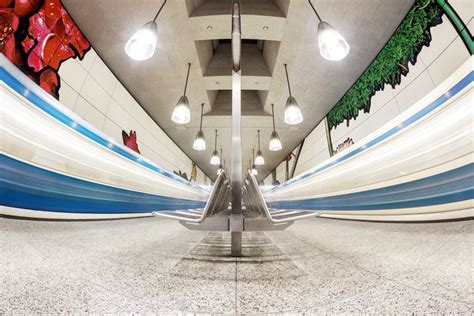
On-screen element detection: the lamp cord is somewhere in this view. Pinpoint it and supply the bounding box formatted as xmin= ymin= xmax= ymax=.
xmin=214 ymin=130 xmax=217 ymax=150
xmin=308 ymin=0 xmax=322 ymax=22
xmin=199 ymin=103 xmax=204 ymax=131
xmin=271 ymin=104 xmax=276 ymax=131
xmin=153 ymin=0 xmax=167 ymax=21
xmin=284 ymin=64 xmax=292 ymax=97
xmin=183 ymin=63 xmax=191 ymax=96
xmin=257 ymin=130 xmax=261 ymax=150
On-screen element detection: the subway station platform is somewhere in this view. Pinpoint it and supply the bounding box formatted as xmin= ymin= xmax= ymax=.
xmin=1 ymin=0 xmax=473 ymax=314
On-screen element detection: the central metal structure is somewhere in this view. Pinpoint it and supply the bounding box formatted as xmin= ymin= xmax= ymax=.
xmin=154 ymin=0 xmax=316 ymax=256
xmin=230 ymin=0 xmax=243 ymax=256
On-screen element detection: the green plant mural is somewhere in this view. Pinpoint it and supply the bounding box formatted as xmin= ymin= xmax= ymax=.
xmin=327 ymin=0 xmax=444 ymax=130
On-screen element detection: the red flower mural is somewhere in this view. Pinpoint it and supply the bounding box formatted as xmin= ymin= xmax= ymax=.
xmin=122 ymin=130 xmax=141 ymax=154
xmin=0 ymin=5 xmax=21 ymax=66
xmin=0 ymin=0 xmax=90 ymax=98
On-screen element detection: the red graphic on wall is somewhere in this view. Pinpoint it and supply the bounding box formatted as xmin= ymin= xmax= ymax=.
xmin=122 ymin=130 xmax=140 ymax=154
xmin=0 ymin=0 xmax=90 ymax=98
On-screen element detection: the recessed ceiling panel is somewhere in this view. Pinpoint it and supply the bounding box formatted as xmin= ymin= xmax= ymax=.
xmin=62 ymin=0 xmax=414 ymax=180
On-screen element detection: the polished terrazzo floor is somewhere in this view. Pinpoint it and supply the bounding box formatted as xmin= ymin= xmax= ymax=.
xmin=0 ymin=216 xmax=472 ymax=314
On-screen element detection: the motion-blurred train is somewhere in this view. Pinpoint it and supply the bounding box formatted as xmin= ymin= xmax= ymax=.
xmin=1 ymin=55 xmax=473 ymax=222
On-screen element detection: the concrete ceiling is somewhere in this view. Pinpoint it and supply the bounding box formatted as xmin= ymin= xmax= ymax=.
xmin=62 ymin=0 xmax=413 ymax=181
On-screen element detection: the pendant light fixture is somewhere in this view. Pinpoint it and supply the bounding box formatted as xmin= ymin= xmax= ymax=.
xmin=308 ymin=0 xmax=350 ymax=61
xmin=269 ymin=104 xmax=282 ymax=151
xmin=210 ymin=130 xmax=220 ymax=165
xmin=193 ymin=103 xmax=206 ymax=150
xmin=217 ymin=148 xmax=224 ymax=175
xmin=171 ymin=63 xmax=192 ymax=124
xmin=251 ymin=149 xmax=258 ymax=175
xmin=283 ymin=64 xmax=303 ymax=125
xmin=124 ymin=0 xmax=167 ymax=61
xmin=255 ymin=130 xmax=265 ymax=165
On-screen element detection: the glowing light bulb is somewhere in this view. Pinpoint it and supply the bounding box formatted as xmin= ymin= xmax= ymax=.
xmin=255 ymin=150 xmax=265 ymax=165
xmin=317 ymin=22 xmax=350 ymax=61
xmin=171 ymin=96 xmax=191 ymax=124
xmin=251 ymin=165 xmax=258 ymax=175
xmin=125 ymin=21 xmax=158 ymax=61
xmin=269 ymin=131 xmax=282 ymax=151
xmin=193 ymin=130 xmax=206 ymax=151
xmin=210 ymin=150 xmax=220 ymax=165
xmin=284 ymin=96 xmax=303 ymax=125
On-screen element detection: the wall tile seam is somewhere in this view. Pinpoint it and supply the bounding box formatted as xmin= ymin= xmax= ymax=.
xmin=70 ymin=67 xmax=90 ymax=112
xmin=67 ymin=75 xmax=110 ymax=118
xmin=62 ymin=58 xmax=112 ymax=112
xmin=394 ymin=30 xmax=461 ymax=99
xmin=423 ymin=35 xmax=464 ymax=78
xmin=125 ymin=111 xmax=191 ymax=162
xmin=304 ymin=135 xmax=328 ymax=147
xmin=105 ymin=100 xmax=128 ymax=121
xmin=58 ymin=80 xmax=79 ymax=110
xmin=75 ymin=96 xmax=106 ymax=127
xmin=64 ymin=59 xmax=132 ymax=124
xmin=299 ymin=150 xmax=329 ymax=166
xmin=137 ymin=138 xmax=195 ymax=171
xmin=331 ymin=44 xmax=451 ymax=145
xmin=83 ymin=55 xmax=119 ymax=98
xmin=298 ymin=147 xmax=329 ymax=164
xmin=328 ymin=18 xmax=464 ymax=146
xmin=62 ymin=45 xmax=211 ymax=180
xmin=143 ymin=135 xmax=205 ymax=177
xmin=111 ymin=105 xmax=190 ymax=166
xmin=75 ymin=98 xmax=191 ymax=173
xmin=78 ymin=49 xmax=98 ymax=72
xmin=329 ymin=89 xmax=397 ymax=144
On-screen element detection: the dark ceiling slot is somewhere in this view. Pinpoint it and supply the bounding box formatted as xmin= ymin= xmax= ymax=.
xmin=218 ymin=39 xmax=258 ymax=45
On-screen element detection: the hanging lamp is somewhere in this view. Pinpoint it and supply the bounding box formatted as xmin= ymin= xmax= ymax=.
xmin=171 ymin=63 xmax=192 ymax=124
xmin=193 ymin=103 xmax=206 ymax=150
xmin=124 ymin=0 xmax=167 ymax=61
xmin=255 ymin=130 xmax=265 ymax=165
xmin=283 ymin=64 xmax=303 ymax=125
xmin=308 ymin=0 xmax=350 ymax=61
xmin=269 ymin=104 xmax=282 ymax=151
xmin=210 ymin=130 xmax=220 ymax=165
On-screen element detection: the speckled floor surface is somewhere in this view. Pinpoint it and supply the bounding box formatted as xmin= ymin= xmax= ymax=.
xmin=0 ymin=216 xmax=472 ymax=314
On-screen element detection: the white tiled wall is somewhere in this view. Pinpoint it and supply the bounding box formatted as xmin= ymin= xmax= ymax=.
xmin=265 ymin=10 xmax=472 ymax=185
xmin=267 ymin=118 xmax=329 ymax=183
xmin=330 ymin=14 xmax=471 ymax=149
xmin=58 ymin=49 xmax=209 ymax=185
xmin=263 ymin=174 xmax=273 ymax=186
xmin=275 ymin=160 xmax=286 ymax=184
xmin=294 ymin=120 xmax=329 ymax=176
xmin=450 ymin=0 xmax=473 ymax=34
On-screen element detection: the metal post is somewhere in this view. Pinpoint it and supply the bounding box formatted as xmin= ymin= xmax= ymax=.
xmin=324 ymin=117 xmax=334 ymax=157
xmin=436 ymin=0 xmax=474 ymax=54
xmin=230 ymin=0 xmax=243 ymax=256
